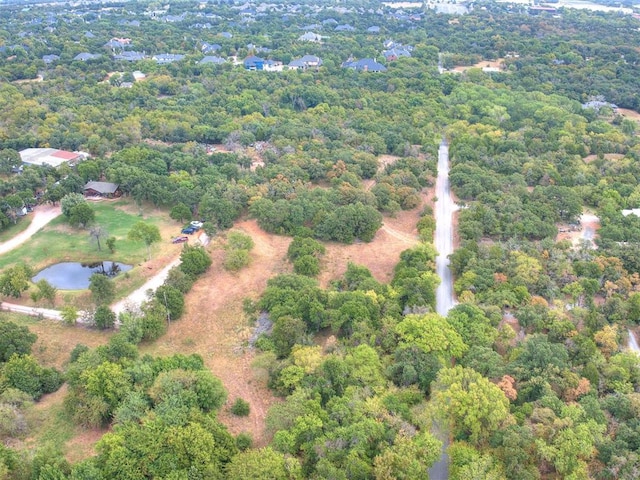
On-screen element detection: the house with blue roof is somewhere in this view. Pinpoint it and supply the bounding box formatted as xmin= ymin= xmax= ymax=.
xmin=342 ymin=57 xmax=387 ymax=72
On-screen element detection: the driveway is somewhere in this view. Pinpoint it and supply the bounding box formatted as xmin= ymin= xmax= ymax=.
xmin=0 ymin=204 xmax=62 ymax=255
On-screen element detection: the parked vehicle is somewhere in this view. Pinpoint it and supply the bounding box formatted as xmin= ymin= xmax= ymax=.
xmin=190 ymin=221 xmax=204 ymax=230
xmin=181 ymin=226 xmax=197 ymax=234
xmin=172 ymin=236 xmax=189 ymax=244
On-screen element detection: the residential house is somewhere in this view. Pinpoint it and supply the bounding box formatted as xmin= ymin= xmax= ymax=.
xmin=219 ymin=32 xmax=233 ymax=38
xmin=114 ymin=51 xmax=146 ymax=61
xmin=244 ymin=55 xmax=265 ymax=70
xmin=383 ymin=46 xmax=411 ymax=61
xmin=201 ymin=42 xmax=222 ymax=53
xmin=298 ymin=31 xmax=322 ymax=42
xmin=367 ymin=26 xmax=381 ymax=33
xmin=335 ymin=24 xmax=355 ymax=32
xmin=153 ymin=53 xmax=185 ymax=64
xmin=42 ymin=54 xmax=60 ymax=64
xmin=342 ymin=57 xmax=387 ymax=72
xmin=288 ymin=54 xmax=322 ymax=70
xmin=199 ymin=55 xmax=226 ymax=64
xmin=83 ymin=181 xmax=121 ymax=198
xmin=74 ymin=52 xmax=101 ymax=61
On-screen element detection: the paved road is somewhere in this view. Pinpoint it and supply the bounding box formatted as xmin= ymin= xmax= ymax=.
xmin=429 ymin=139 xmax=457 ymax=480
xmin=629 ymin=330 xmax=640 ymax=354
xmin=0 ymin=204 xmax=62 ymax=255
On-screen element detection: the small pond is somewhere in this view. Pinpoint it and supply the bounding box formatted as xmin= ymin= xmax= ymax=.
xmin=32 ymin=261 xmax=132 ymax=290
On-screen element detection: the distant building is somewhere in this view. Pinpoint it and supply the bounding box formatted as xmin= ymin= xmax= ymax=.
xmin=199 ymin=55 xmax=226 ymax=65
xmin=74 ymin=52 xmax=101 ymax=61
xmin=83 ymin=181 xmax=121 ymax=198
xmin=298 ymin=32 xmax=323 ymax=43
xmin=42 ymin=54 xmax=60 ymax=64
xmin=20 ymin=148 xmax=85 ymax=168
xmin=288 ymin=55 xmax=323 ymax=70
xmin=342 ymin=57 xmax=387 ymax=72
xmin=153 ymin=53 xmax=185 ymax=64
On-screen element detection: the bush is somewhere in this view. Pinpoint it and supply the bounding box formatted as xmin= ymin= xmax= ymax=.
xmin=94 ymin=305 xmax=116 ymax=330
xmin=293 ymin=255 xmax=320 ymax=277
xmin=227 ymin=231 xmax=254 ymax=251
xmin=236 ymin=432 xmax=253 ymax=451
xmin=230 ymin=398 xmax=250 ymax=417
xmin=224 ymin=249 xmax=250 ymax=271
xmin=180 ymin=245 xmax=212 ymax=277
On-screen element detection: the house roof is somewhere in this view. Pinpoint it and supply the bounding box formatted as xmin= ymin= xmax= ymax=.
xmin=199 ymin=55 xmax=226 ymax=64
xmin=74 ymin=52 xmax=101 ymax=61
xmin=343 ymin=58 xmax=387 ymax=72
xmin=83 ymin=181 xmax=119 ymax=194
xmin=19 ymin=148 xmax=83 ymax=168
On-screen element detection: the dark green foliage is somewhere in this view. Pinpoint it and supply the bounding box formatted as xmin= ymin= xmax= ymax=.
xmin=180 ymin=244 xmax=212 ymax=277
xmin=0 ymin=264 xmax=33 ymax=298
xmin=2 ymin=355 xmax=62 ymax=400
xmin=154 ymin=285 xmax=185 ymax=321
xmin=170 ymin=203 xmax=192 ymax=223
xmin=236 ymin=433 xmax=253 ymax=451
xmin=293 ymin=255 xmax=320 ymax=277
xmin=93 ymin=305 xmax=116 ymax=330
xmin=387 ymin=347 xmax=441 ymax=394
xmin=287 ymin=237 xmax=326 ymax=262
xmin=0 ymin=321 xmax=36 ymax=362
xmin=89 ymin=274 xmax=115 ymax=306
xmin=230 ymin=398 xmax=250 ymax=417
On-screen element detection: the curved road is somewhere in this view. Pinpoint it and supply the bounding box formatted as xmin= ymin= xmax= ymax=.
xmin=429 ymin=139 xmax=457 ymax=480
xmin=0 ymin=204 xmax=62 ymax=255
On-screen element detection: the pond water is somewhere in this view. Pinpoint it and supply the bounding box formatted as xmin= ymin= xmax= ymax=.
xmin=32 ymin=261 xmax=132 ymax=290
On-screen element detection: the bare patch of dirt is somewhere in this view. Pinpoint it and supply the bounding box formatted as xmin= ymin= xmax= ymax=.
xmin=65 ymin=427 xmax=107 ymax=463
xmin=27 ymin=321 xmax=111 ymax=370
xmin=618 ymin=108 xmax=640 ymax=122
xmin=13 ymin=75 xmax=43 ymax=84
xmin=452 ymin=58 xmax=506 ymax=73
xmin=583 ymin=153 xmax=625 ymax=163
xmin=556 ymin=213 xmax=600 ymax=247
xmin=319 ymin=204 xmax=422 ymax=287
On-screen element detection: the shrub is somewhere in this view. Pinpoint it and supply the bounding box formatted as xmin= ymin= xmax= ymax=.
xmin=236 ymin=432 xmax=253 ymax=451
xmin=224 ymin=249 xmax=250 ymax=271
xmin=293 ymin=255 xmax=320 ymax=277
xmin=230 ymin=398 xmax=250 ymax=417
xmin=227 ymin=231 xmax=254 ymax=251
xmin=94 ymin=305 xmax=116 ymax=330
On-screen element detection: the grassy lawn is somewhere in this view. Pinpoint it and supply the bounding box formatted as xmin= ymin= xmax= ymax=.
xmin=0 ymin=216 xmax=31 ymax=243
xmin=0 ymin=200 xmax=175 ymax=271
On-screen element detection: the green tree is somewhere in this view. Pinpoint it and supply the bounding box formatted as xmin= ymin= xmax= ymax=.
xmin=69 ymin=202 xmax=95 ymax=228
xmin=395 ymin=313 xmax=468 ymax=362
xmin=34 ymin=278 xmax=57 ymax=305
xmin=180 ymin=244 xmax=212 ymax=277
xmin=0 ymin=263 xmax=33 ymax=298
xmin=373 ymin=432 xmax=442 ymax=480
xmin=94 ymin=305 xmax=116 ymax=330
xmin=170 ymin=203 xmax=192 ymax=223
xmin=433 ymin=366 xmax=511 ymax=446
xmin=106 ymin=236 xmax=116 ymax=254
xmin=61 ymin=305 xmax=79 ymax=326
xmin=89 ymin=274 xmax=116 ymax=305
xmin=154 ymin=285 xmax=185 ymax=321
xmin=225 ymin=447 xmax=302 ymax=480
xmin=227 ymin=231 xmax=255 ymax=251
xmin=0 ymin=321 xmax=37 ymax=362
xmin=128 ymin=221 xmax=161 ymax=261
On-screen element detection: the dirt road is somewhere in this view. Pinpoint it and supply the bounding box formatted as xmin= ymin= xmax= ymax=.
xmin=0 ymin=204 xmax=62 ymax=255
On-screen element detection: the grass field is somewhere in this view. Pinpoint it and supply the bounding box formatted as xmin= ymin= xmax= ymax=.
xmin=0 ymin=201 xmax=174 ymax=271
xmin=0 ymin=216 xmax=31 ymax=243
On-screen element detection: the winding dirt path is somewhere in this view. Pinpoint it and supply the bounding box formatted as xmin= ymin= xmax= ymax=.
xmin=0 ymin=204 xmax=62 ymax=255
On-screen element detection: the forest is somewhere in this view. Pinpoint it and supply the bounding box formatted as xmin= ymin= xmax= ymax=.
xmin=2 ymin=0 xmax=640 ymax=478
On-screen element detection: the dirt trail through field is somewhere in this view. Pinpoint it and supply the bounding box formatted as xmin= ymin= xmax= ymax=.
xmin=0 ymin=204 xmax=62 ymax=255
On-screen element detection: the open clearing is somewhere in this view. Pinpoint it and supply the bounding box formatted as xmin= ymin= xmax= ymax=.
xmin=4 ymin=158 xmax=432 ymax=453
